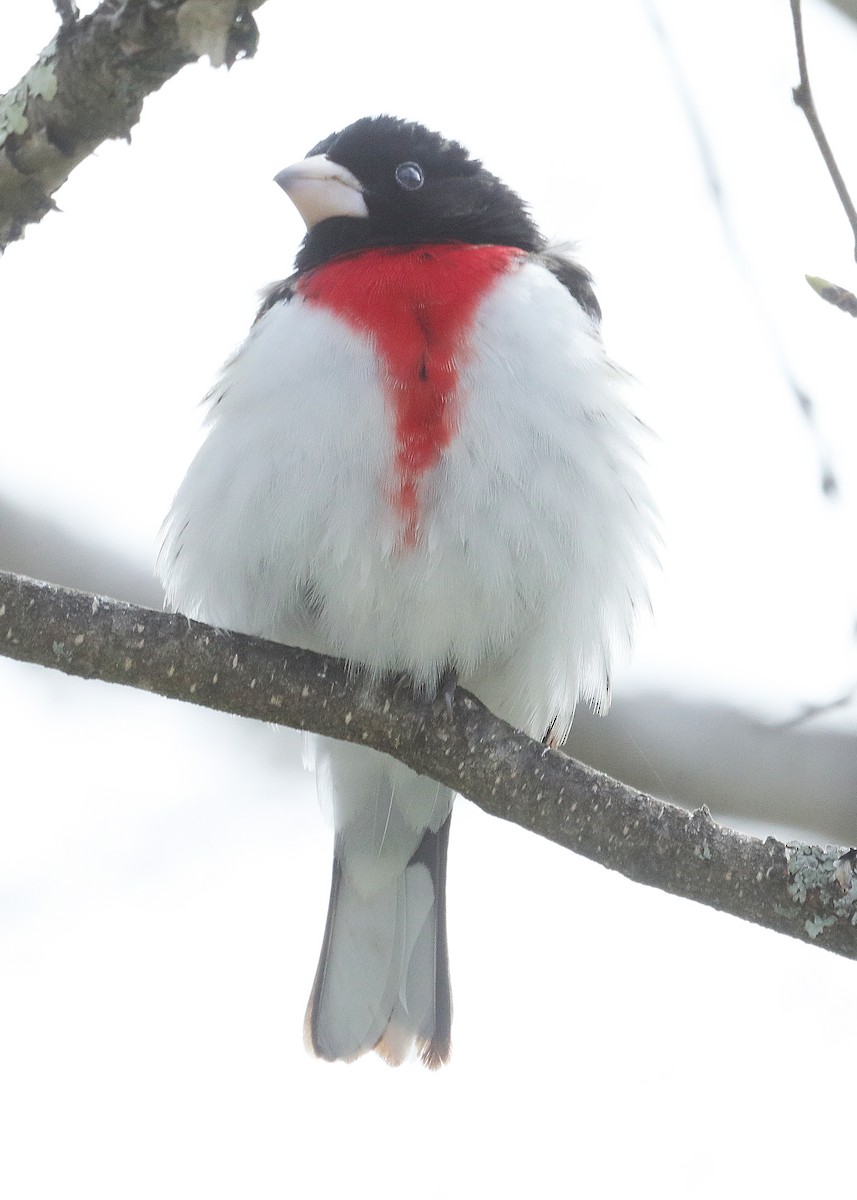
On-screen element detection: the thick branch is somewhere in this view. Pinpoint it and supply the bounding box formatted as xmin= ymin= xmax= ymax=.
xmin=791 ymin=0 xmax=857 ymax=261
xmin=0 ymin=0 xmax=267 ymax=252
xmin=1 ymin=568 xmax=856 ymax=959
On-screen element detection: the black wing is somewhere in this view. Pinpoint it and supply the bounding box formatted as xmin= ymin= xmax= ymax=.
xmin=254 ymin=274 xmax=298 ymax=324
xmin=536 ymin=249 xmax=602 ymax=323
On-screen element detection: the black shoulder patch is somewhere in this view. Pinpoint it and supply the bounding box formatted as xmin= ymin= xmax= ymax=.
xmin=537 ymin=252 xmax=602 ymax=323
xmin=254 ymin=276 xmax=297 ymax=324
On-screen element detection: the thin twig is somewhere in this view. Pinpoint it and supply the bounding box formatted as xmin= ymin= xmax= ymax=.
xmin=791 ymin=0 xmax=857 ymax=262
xmin=643 ymin=0 xmax=838 ymax=500
xmin=772 ymin=683 xmax=857 ymax=731
xmin=805 ymin=274 xmax=857 ymax=316
xmin=2 ymin=567 xmax=857 ymax=960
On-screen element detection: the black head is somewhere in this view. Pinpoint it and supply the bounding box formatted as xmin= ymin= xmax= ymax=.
xmin=276 ymin=116 xmax=544 ymax=272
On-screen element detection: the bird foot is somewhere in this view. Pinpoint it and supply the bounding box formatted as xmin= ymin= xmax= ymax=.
xmin=407 ymin=669 xmax=458 ymax=732
xmin=436 ymin=668 xmax=458 ymax=721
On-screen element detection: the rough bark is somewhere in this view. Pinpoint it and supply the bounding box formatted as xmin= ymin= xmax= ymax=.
xmin=0 ymin=0 xmax=268 ymax=251
xmin=2 ymin=567 xmax=856 ymax=961
xmin=4 ymin=500 xmax=855 ymax=841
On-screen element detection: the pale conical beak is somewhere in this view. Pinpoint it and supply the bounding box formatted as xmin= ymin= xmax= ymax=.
xmin=274 ymin=154 xmax=369 ymax=229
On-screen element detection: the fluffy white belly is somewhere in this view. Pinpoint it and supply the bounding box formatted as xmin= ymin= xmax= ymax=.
xmin=160 ymin=259 xmax=653 ymax=738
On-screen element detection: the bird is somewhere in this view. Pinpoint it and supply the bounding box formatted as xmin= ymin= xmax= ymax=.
xmin=159 ymin=114 xmax=656 ymax=1068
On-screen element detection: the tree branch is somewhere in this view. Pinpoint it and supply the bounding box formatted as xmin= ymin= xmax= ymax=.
xmin=53 ymin=0 xmax=80 ymax=29
xmin=822 ymin=0 xmax=857 ymax=30
xmin=791 ymin=0 xmax=857 ymax=262
xmin=0 ymin=0 xmax=267 ymax=252
xmin=2 ymin=567 xmax=856 ymax=958
xmin=805 ymin=273 xmax=857 ymax=316
xmin=644 ymin=0 xmax=838 ymax=500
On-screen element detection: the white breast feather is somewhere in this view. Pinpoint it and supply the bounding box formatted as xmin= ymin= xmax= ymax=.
xmin=160 ymin=259 xmax=656 ymax=741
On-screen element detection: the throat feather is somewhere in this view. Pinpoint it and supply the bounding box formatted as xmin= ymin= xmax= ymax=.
xmin=298 ymin=243 xmax=521 ymax=546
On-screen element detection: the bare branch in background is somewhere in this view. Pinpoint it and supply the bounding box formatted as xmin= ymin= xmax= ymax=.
xmin=791 ymin=0 xmax=857 ymax=262
xmin=642 ymin=0 xmax=838 ymax=500
xmin=773 ymin=683 xmax=857 ymax=730
xmin=2 ymin=567 xmax=857 ymax=960
xmin=0 ymin=0 xmax=268 ymax=252
xmin=824 ymin=0 xmax=857 ymax=24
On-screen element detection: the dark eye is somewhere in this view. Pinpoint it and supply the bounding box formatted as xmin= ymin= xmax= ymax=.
xmin=395 ymin=161 xmax=424 ymax=191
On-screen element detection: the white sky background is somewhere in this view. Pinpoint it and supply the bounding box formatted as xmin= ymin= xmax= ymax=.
xmin=1 ymin=0 xmax=857 ymax=1196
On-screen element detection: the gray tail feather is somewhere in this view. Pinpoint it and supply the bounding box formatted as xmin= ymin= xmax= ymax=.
xmin=305 ymin=813 xmax=452 ymax=1068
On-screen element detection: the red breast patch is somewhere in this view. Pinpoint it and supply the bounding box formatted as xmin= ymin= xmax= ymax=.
xmin=298 ymin=242 xmax=522 ymax=547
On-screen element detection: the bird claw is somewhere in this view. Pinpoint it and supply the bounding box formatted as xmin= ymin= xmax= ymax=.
xmin=407 ymin=669 xmax=458 ymax=733
xmin=542 ymin=717 xmax=560 ymax=749
xmin=437 ymin=669 xmax=458 ymax=721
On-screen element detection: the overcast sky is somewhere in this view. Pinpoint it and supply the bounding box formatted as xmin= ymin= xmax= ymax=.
xmin=2 ymin=1 xmax=857 ymax=1196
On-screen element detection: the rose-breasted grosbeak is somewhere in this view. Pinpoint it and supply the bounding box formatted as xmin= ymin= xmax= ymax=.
xmin=160 ymin=115 xmax=656 ymax=1068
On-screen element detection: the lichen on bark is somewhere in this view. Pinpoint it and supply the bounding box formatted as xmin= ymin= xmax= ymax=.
xmin=0 ymin=0 xmax=266 ymax=251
